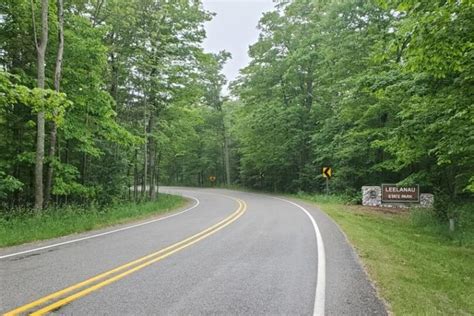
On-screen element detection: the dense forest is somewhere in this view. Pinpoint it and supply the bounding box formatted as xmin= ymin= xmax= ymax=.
xmin=0 ymin=0 xmax=473 ymax=216
xmin=231 ymin=0 xmax=474 ymax=208
xmin=0 ymin=0 xmax=230 ymax=209
xmin=230 ymin=0 xmax=473 ymax=210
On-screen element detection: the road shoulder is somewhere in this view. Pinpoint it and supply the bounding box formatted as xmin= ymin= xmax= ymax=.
xmin=0 ymin=196 xmax=194 ymax=258
xmin=287 ymin=196 xmax=389 ymax=316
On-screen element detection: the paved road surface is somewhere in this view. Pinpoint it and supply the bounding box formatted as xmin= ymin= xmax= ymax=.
xmin=0 ymin=188 xmax=386 ymax=315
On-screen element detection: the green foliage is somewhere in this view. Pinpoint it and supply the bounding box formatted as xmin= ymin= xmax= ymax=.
xmin=0 ymin=194 xmax=185 ymax=247
xmin=231 ymin=0 xmax=473 ymax=215
xmin=1 ymin=0 xmax=472 ymax=221
xmin=0 ymin=0 xmax=228 ymax=207
xmin=297 ymin=195 xmax=474 ymax=314
xmin=0 ymin=171 xmax=23 ymax=199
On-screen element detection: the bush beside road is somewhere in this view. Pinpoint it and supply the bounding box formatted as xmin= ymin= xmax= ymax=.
xmin=0 ymin=194 xmax=185 ymax=247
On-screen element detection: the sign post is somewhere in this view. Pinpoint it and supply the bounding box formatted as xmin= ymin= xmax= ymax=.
xmin=322 ymin=167 xmax=332 ymax=194
xmin=209 ymin=176 xmax=216 ymax=187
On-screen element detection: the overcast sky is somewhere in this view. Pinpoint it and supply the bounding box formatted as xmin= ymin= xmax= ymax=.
xmin=202 ymin=0 xmax=275 ymax=88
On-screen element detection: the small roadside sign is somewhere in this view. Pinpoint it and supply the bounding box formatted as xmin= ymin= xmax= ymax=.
xmin=322 ymin=167 xmax=332 ymax=179
xmin=209 ymin=176 xmax=216 ymax=182
xmin=322 ymin=167 xmax=332 ymax=195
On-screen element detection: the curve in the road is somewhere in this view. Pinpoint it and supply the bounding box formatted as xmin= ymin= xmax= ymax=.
xmin=1 ymin=188 xmax=386 ymax=315
xmin=272 ymin=196 xmax=326 ymax=316
xmin=0 ymin=195 xmax=200 ymax=260
xmin=4 ymin=196 xmax=246 ymax=316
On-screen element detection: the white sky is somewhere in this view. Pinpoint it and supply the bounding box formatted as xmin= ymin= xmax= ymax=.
xmin=202 ymin=0 xmax=275 ymax=89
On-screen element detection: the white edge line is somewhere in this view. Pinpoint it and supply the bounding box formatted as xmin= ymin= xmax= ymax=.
xmin=272 ymin=197 xmax=326 ymax=316
xmin=0 ymin=195 xmax=200 ymax=260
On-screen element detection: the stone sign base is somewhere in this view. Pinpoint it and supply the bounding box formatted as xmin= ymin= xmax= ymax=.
xmin=362 ymin=186 xmax=434 ymax=208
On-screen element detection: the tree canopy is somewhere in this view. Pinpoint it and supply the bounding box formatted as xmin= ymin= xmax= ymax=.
xmin=0 ymin=0 xmax=230 ymax=208
xmin=231 ymin=0 xmax=473 ymax=209
xmin=0 ymin=0 xmax=472 ymax=217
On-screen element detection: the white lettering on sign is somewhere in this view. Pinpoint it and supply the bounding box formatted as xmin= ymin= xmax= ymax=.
xmin=382 ymin=184 xmax=420 ymax=203
xmin=384 ymin=187 xmax=416 ymax=193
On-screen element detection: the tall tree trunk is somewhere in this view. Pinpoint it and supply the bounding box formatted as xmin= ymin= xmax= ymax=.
xmin=45 ymin=0 xmax=64 ymax=207
xmin=148 ymin=114 xmax=156 ymax=200
xmin=149 ymin=145 xmax=155 ymax=199
xmin=109 ymin=50 xmax=119 ymax=103
xmin=221 ymin=142 xmax=226 ymax=185
xmin=223 ymin=126 xmax=231 ymax=186
xmin=33 ymin=0 xmax=49 ymax=210
xmin=149 ymin=150 xmax=156 ymax=199
xmin=142 ymin=103 xmax=148 ymax=199
xmin=133 ymin=149 xmax=138 ymax=201
xmin=156 ymin=151 xmax=161 ymax=199
xmin=81 ymin=113 xmax=89 ymax=187
xmin=64 ymin=140 xmax=70 ymax=205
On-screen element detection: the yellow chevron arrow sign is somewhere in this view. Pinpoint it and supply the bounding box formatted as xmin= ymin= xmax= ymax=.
xmin=322 ymin=167 xmax=332 ymax=179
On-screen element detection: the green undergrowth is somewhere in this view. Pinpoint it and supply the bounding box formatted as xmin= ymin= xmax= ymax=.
xmin=294 ymin=193 xmax=474 ymax=315
xmin=0 ymin=194 xmax=185 ymax=247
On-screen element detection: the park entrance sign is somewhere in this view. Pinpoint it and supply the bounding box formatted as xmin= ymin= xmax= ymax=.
xmin=381 ymin=184 xmax=419 ymax=203
xmin=362 ymin=184 xmax=432 ymax=208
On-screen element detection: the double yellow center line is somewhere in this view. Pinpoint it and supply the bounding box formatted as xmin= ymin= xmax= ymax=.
xmin=5 ymin=198 xmax=247 ymax=316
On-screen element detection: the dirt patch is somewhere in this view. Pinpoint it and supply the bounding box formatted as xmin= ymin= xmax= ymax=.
xmin=346 ymin=204 xmax=410 ymax=216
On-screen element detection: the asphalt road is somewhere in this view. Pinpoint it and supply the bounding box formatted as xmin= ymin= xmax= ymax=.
xmin=0 ymin=188 xmax=387 ymax=315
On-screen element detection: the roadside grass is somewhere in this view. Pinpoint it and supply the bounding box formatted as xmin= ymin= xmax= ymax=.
xmin=295 ymin=193 xmax=474 ymax=316
xmin=0 ymin=194 xmax=186 ymax=248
